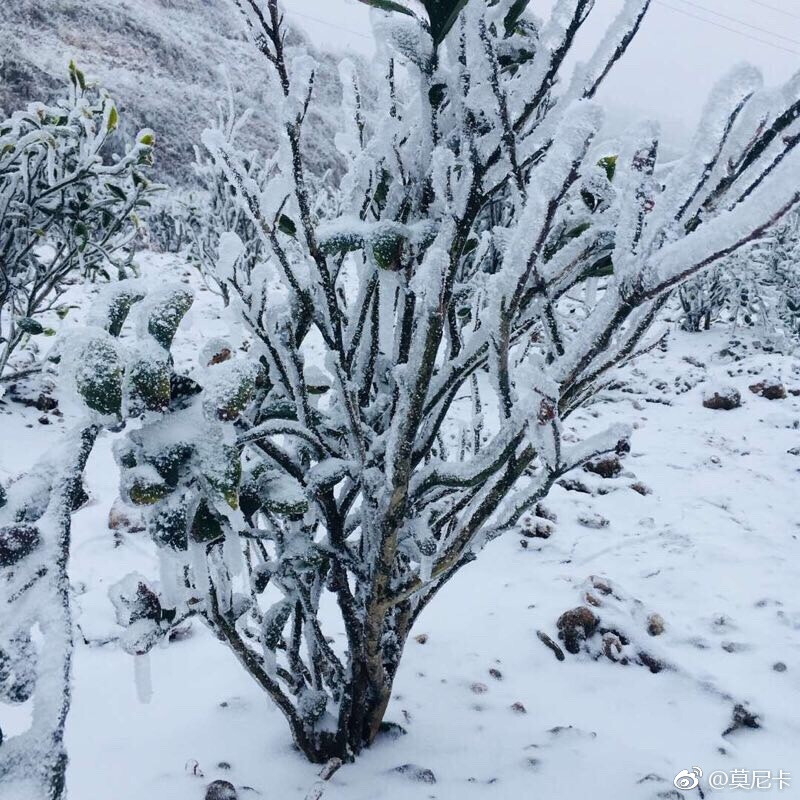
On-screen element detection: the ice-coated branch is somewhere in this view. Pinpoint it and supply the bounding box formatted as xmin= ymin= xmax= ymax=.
xmin=0 ymin=424 xmax=99 ymax=800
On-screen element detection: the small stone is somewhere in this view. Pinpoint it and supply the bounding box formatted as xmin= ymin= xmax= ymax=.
xmin=378 ymin=721 xmax=407 ymax=739
xmin=584 ymin=592 xmax=602 ymax=607
xmin=637 ymin=651 xmax=664 ymax=674
xmin=749 ymin=379 xmax=786 ymax=400
xmin=392 ymin=764 xmax=436 ymax=784
xmin=535 ymin=502 xmax=557 ymax=522
xmin=536 ymin=630 xmax=565 ymax=661
xmin=631 ymin=482 xmax=653 ymax=496
xmin=556 ymin=606 xmax=600 ymax=654
xmin=602 ymin=632 xmax=624 ymax=662
xmin=722 ymin=641 xmax=747 ymax=653
xmin=577 ymin=512 xmax=609 ymax=529
xmin=702 ymin=386 xmax=741 ymax=410
xmin=36 ymin=393 xmax=58 ymax=412
xmin=108 ymin=498 xmax=145 ymax=533
xmin=414 ymin=633 xmax=428 ymax=644
xmin=584 ymin=455 xmax=622 ymax=479
xmin=185 ymin=759 xmax=204 ymax=777
xmin=38 ymin=414 xmax=50 ymax=425
xmin=558 ymin=477 xmax=593 ymax=494
xmin=470 ymin=682 xmax=489 ymax=694
xmin=488 ymin=668 xmax=503 ymax=681
xmin=206 ymin=780 xmax=237 ymax=800
xmin=773 ymin=662 xmax=787 ymax=673
xmin=511 ymin=702 xmax=527 ymax=714
xmin=520 ymin=517 xmax=553 ymax=538
xmin=647 ymin=613 xmax=666 ymax=637
xmin=590 ymin=576 xmax=613 ymax=595
xmin=722 ymin=704 xmax=760 ymax=736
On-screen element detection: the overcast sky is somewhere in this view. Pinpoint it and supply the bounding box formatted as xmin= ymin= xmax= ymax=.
xmin=286 ymin=0 xmax=800 ymax=143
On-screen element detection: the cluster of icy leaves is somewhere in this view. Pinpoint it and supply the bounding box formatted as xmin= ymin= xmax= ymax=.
xmin=0 ymin=70 xmax=155 ymax=379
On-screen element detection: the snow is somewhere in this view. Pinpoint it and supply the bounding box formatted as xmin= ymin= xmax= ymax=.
xmin=4 ymin=1 xmax=800 ymax=795
xmin=3 ymin=253 xmax=799 ymax=799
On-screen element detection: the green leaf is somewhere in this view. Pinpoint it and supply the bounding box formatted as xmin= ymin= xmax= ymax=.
xmin=127 ymin=355 xmax=172 ymax=414
xmin=146 ymin=287 xmax=193 ymax=349
xmin=278 ymin=214 xmax=297 ymax=238
xmin=504 ymin=0 xmax=530 ymax=35
xmin=56 ymin=305 xmax=76 ymax=320
xmin=127 ymin=474 xmax=170 ymax=506
xmin=422 ymin=0 xmax=470 ymax=46
xmin=190 ymin=500 xmax=224 ymax=544
xmin=16 ymin=317 xmax=44 ymax=335
xmin=68 ymin=60 xmax=86 ymax=91
xmin=357 ymin=0 xmax=417 ymax=18
xmin=107 ymin=104 xmax=119 ymax=132
xmin=106 ymin=183 xmax=127 ymax=202
xmin=598 ymin=155 xmax=618 ymax=182
xmin=262 ymin=599 xmax=293 ymax=651
xmin=75 ymin=336 xmax=123 ymax=416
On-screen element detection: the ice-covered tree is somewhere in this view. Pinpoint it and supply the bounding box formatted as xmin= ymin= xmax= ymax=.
xmin=68 ymin=0 xmax=800 ymax=765
xmin=0 ymin=64 xmax=155 ymax=380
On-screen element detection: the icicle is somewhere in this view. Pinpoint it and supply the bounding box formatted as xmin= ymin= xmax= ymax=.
xmin=222 ymin=529 xmax=245 ymax=578
xmin=158 ymin=547 xmax=182 ymax=610
xmin=419 ymin=555 xmax=433 ymax=583
xmin=378 ymin=271 xmax=398 ymax=356
xmin=263 ymin=648 xmax=277 ymax=679
xmin=134 ymin=653 xmax=153 ymax=704
xmin=583 ymin=276 xmax=598 ymax=310
xmin=189 ymin=540 xmax=211 ymax=599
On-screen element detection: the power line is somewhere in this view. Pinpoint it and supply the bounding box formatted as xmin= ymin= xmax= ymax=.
xmin=672 ymin=0 xmax=800 ymax=46
xmin=654 ymin=0 xmax=800 ymax=56
xmin=287 ymin=8 xmax=372 ymax=41
xmin=741 ymin=0 xmax=800 ymax=22
xmin=286 ymin=1 xmax=800 ymax=59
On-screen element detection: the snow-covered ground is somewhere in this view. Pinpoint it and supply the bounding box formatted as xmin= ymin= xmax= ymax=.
xmin=1 ymin=254 xmax=798 ymax=800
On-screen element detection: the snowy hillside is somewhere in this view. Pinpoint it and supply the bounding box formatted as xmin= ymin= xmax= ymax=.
xmin=0 ymin=0 xmax=344 ymax=183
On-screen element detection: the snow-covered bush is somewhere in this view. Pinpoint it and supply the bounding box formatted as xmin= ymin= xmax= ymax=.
xmin=736 ymin=211 xmax=800 ymax=349
xmin=679 ymin=209 xmax=800 ymax=343
xmin=144 ymin=191 xmax=195 ymax=255
xmin=67 ymin=0 xmax=800 ymax=765
xmin=678 ymin=266 xmax=729 ymax=332
xmin=183 ymin=89 xmax=269 ymax=305
xmin=0 ymin=63 xmax=155 ymax=379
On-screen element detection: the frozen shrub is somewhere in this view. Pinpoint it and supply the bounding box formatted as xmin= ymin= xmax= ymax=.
xmin=65 ymin=0 xmax=800 ymax=768
xmin=0 ymin=64 xmax=156 ymax=379
xmin=679 ymin=209 xmax=800 ymax=348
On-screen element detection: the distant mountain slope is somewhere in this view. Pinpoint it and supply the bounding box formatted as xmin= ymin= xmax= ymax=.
xmin=1 ymin=0 xmax=344 ymax=184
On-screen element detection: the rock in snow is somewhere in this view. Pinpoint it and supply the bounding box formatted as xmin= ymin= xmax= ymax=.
xmin=205 ymin=779 xmax=238 ymax=800
xmin=702 ymin=385 xmax=742 ymax=410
